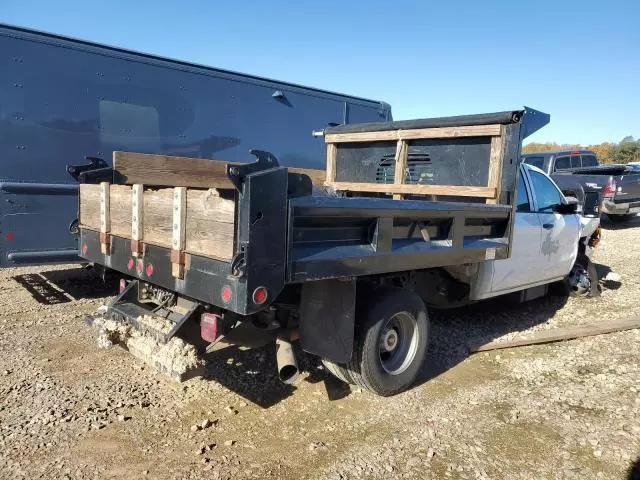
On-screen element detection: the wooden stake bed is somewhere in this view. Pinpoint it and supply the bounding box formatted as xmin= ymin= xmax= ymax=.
xmin=80 ymin=183 xmax=236 ymax=262
xmin=324 ymin=123 xmax=507 ymax=204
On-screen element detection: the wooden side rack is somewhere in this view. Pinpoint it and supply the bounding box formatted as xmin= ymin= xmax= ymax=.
xmin=324 ymin=123 xmax=506 ymax=203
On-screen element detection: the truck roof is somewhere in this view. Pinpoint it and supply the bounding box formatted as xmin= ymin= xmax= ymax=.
xmin=0 ymin=22 xmax=390 ymax=109
xmin=522 ymin=149 xmax=595 ymax=157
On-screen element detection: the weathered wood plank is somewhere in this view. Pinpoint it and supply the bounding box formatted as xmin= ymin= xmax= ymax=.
xmin=325 ymin=124 xmax=502 ymax=144
xmin=486 ymin=127 xmax=505 ymax=205
xmin=471 ymin=316 xmax=640 ymax=353
xmin=171 ymin=187 xmax=187 ymax=278
xmin=185 ymin=189 xmax=235 ymax=260
xmin=327 ymin=182 xmax=497 ymax=198
xmin=79 ymin=184 xmax=101 ymax=229
xmin=109 ymin=185 xmax=132 ymax=238
xmin=325 ymin=143 xmax=337 ymax=183
xmin=392 ymin=140 xmax=409 ymax=200
xmin=131 ymin=184 xmax=143 ymax=255
xmin=114 ymin=151 xmax=325 ymax=188
xmin=142 ymin=189 xmax=174 ymax=248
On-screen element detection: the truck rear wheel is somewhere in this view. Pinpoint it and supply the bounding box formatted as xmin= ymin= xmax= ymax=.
xmin=323 ymin=288 xmax=429 ymax=396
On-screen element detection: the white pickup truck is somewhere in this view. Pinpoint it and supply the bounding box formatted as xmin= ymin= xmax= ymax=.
xmin=469 ymin=163 xmax=600 ymax=301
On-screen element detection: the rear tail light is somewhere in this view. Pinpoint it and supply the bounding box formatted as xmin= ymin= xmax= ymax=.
xmin=603 ymin=176 xmax=616 ymax=199
xmin=119 ymin=279 xmax=127 ymax=293
xmin=145 ymin=262 xmax=154 ymax=277
xmin=127 ymin=258 xmax=134 ymax=270
xmin=221 ymin=285 xmax=232 ymax=303
xmin=200 ymin=313 xmax=219 ymax=343
xmin=252 ymin=286 xmax=268 ymax=305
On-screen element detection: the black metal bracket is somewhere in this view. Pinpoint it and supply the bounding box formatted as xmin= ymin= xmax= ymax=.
xmin=67 ymin=156 xmax=113 ymax=184
xmin=226 ymin=149 xmax=279 ymax=192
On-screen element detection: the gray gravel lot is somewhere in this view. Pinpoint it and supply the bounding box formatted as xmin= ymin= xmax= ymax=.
xmin=1 ymin=216 xmax=639 ymax=480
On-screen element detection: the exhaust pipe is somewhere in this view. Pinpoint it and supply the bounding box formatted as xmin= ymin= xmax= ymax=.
xmin=275 ymin=337 xmax=299 ymax=384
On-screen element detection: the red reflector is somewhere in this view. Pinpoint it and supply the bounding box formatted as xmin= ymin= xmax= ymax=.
xmin=221 ymin=285 xmax=232 ymax=303
xmin=253 ymin=287 xmax=268 ymax=305
xmin=119 ymin=279 xmax=126 ymax=293
xmin=81 ymin=243 xmax=88 ymax=255
xmin=136 ymin=259 xmax=144 ymax=275
xmin=127 ymin=258 xmax=134 ymax=270
xmin=145 ymin=262 xmax=154 ymax=277
xmin=200 ymin=313 xmax=219 ymax=343
xmin=5 ymin=232 xmax=14 ymax=241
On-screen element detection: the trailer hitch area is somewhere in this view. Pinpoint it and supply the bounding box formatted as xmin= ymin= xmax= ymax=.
xmin=226 ymin=149 xmax=280 ymax=192
xmin=67 ymin=156 xmax=113 ymax=183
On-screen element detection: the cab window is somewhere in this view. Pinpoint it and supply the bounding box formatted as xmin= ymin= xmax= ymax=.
xmin=523 ymin=156 xmax=544 ymax=170
xmin=570 ymin=155 xmax=582 ymax=168
xmin=554 ymin=156 xmax=570 ymax=170
xmin=530 ymin=171 xmax=563 ymax=211
xmin=516 ymin=173 xmax=531 ymax=212
xmin=581 ymin=155 xmax=598 ymax=167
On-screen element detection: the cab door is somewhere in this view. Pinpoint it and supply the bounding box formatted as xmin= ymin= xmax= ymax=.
xmin=527 ymin=169 xmax=580 ymax=280
xmin=490 ymin=167 xmax=543 ymax=293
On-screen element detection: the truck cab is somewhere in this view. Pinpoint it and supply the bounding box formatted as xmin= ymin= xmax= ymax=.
xmin=472 ymin=163 xmax=598 ymax=300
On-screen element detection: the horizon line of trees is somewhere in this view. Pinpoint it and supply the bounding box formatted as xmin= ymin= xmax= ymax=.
xmin=522 ymin=136 xmax=640 ymax=164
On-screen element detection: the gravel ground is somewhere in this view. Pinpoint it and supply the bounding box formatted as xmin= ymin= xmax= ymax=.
xmin=1 ymin=215 xmax=639 ymax=480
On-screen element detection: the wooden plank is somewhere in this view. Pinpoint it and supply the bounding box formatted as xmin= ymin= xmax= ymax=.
xmin=327 ymin=181 xmax=497 ymax=198
xmin=392 ymin=140 xmax=409 ymax=200
xmin=471 ymin=316 xmax=640 ymax=353
xmin=99 ymin=182 xmax=110 ymax=254
xmin=79 ymin=184 xmax=100 ymax=229
xmin=324 ymin=124 xmax=502 ymax=144
xmin=288 ymin=167 xmax=326 ymax=186
xmin=171 ymin=187 xmax=187 ymax=278
xmin=185 ymin=189 xmax=235 ymax=260
xmin=131 ymin=184 xmax=143 ymax=255
xmin=326 ymin=143 xmax=338 ymax=183
xmin=142 ymin=189 xmax=174 ymax=248
xmin=109 ymin=185 xmax=132 ymax=238
xmin=486 ymin=126 xmax=505 ymax=205
xmin=114 ymin=151 xmax=325 ymax=188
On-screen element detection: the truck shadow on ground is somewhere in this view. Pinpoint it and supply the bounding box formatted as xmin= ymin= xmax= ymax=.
xmin=416 ymin=294 xmax=571 ymax=386
xmin=197 ymin=342 xmax=340 ymax=408
xmin=194 ymin=267 xmax=625 ymax=407
xmin=12 ymin=267 xmax=117 ymax=305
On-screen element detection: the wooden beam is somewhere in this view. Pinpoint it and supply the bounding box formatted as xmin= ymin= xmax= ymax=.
xmin=486 ymin=126 xmax=505 ymax=205
xmin=113 ymin=151 xmax=325 ymax=188
xmin=471 ymin=316 xmax=640 ymax=353
xmin=99 ymin=182 xmax=110 ymax=255
xmin=325 ymin=143 xmax=338 ymax=183
xmin=327 ymin=182 xmax=497 ymax=198
xmin=325 ymin=124 xmax=502 ymax=144
xmin=171 ymin=187 xmax=187 ymax=278
xmin=131 ymin=184 xmax=144 ymax=256
xmin=392 ymin=140 xmax=409 ymax=200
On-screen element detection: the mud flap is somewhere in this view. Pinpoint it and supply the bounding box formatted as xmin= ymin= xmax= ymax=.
xmin=299 ymin=278 xmax=356 ymax=363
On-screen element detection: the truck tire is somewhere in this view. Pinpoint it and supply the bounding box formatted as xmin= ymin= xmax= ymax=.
xmin=567 ymin=253 xmax=599 ymax=297
xmin=607 ymin=214 xmax=635 ymax=224
xmin=325 ymin=287 xmax=429 ymax=396
xmin=321 ymin=359 xmax=353 ymax=384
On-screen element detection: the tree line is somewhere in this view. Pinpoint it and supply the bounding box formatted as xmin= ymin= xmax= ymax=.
xmin=522 ymin=136 xmax=640 ymax=164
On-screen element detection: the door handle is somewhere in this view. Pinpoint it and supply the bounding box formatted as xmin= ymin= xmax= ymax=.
xmin=543 ymin=223 xmax=554 ymax=230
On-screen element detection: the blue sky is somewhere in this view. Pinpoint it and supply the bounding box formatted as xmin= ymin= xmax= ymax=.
xmin=3 ymin=0 xmax=638 ymax=144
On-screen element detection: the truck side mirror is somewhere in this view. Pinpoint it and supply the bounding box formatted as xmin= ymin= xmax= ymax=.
xmin=555 ymin=196 xmax=580 ymax=214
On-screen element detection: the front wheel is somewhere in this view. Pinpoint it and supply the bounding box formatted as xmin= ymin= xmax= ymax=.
xmin=567 ymin=253 xmax=599 ymax=297
xmin=323 ymin=287 xmax=429 ymax=396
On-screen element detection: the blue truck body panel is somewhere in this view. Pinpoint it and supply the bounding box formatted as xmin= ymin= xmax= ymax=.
xmin=0 ymin=24 xmax=391 ymax=266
